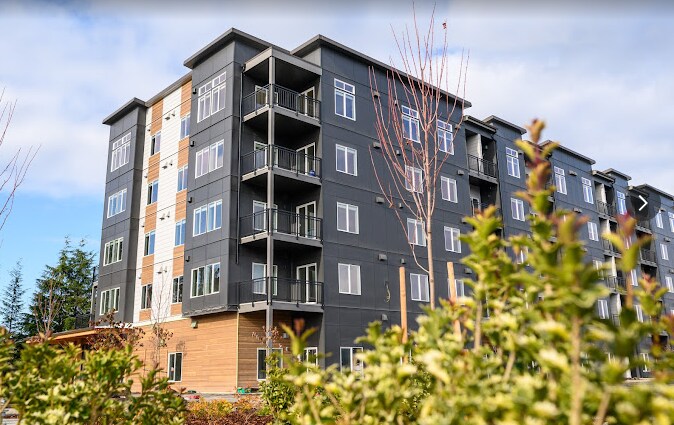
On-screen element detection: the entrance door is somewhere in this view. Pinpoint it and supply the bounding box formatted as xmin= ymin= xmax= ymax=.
xmin=252 ymin=263 xmax=278 ymax=295
xmin=296 ymin=143 xmax=316 ymax=176
xmin=253 ymin=201 xmax=277 ymax=232
xmin=301 ymin=87 xmax=315 ymax=118
xmin=297 ymin=263 xmax=318 ymax=303
xmin=296 ymin=202 xmax=317 ymax=239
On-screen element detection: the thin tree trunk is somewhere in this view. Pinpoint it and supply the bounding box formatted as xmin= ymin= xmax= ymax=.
xmin=426 ymin=226 xmax=435 ymax=309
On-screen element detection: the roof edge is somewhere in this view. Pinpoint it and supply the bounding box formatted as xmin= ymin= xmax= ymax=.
xmin=592 ymin=170 xmax=615 ymax=183
xmin=102 ymin=98 xmax=146 ymax=125
xmin=483 ymin=115 xmax=526 ymax=135
xmin=603 ymin=168 xmax=632 ymax=181
xmin=464 ymin=115 xmax=497 ymax=133
xmin=542 ymin=140 xmax=596 ymax=165
xmin=635 ymin=184 xmax=674 ymax=201
xmin=184 ymin=28 xmax=273 ymax=69
xmin=146 ymin=72 xmax=192 ymax=107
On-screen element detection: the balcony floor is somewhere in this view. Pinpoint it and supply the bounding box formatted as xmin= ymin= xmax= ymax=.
xmin=241 ymin=231 xmax=322 ymax=249
xmin=238 ymin=301 xmax=324 ymax=314
xmin=242 ymin=167 xmax=321 ymax=189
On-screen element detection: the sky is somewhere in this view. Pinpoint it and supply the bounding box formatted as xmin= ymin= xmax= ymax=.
xmin=0 ymin=0 xmax=673 ymax=304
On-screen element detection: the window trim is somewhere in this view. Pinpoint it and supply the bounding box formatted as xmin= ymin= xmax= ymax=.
xmin=338 ymin=263 xmax=361 ymax=295
xmin=441 ymin=176 xmax=458 ymax=203
xmin=150 ymin=131 xmax=161 ymax=156
xmin=656 ymin=211 xmax=664 ymax=228
xmin=193 ymin=200 xmax=223 ymax=236
xmin=405 ymin=166 xmax=423 ymax=193
xmin=597 ymin=299 xmax=609 ymax=319
xmin=407 ymin=218 xmax=426 ymax=247
xmin=144 ymin=231 xmax=155 ymax=256
xmin=172 ymin=276 xmax=184 ymax=304
xmin=506 ymin=147 xmax=520 ymax=178
xmin=257 ymin=347 xmax=283 ymax=381
xmin=110 ymin=133 xmax=131 ymax=172
xmin=190 ymin=262 xmax=221 ymax=298
xmin=588 ymin=221 xmax=599 ymax=241
xmin=335 ymin=144 xmax=357 ymax=176
xmin=334 ymin=78 xmax=356 ymax=121
xmin=175 ymin=219 xmax=186 ymax=246
xmin=401 ymin=105 xmax=420 ymax=143
xmin=340 ymin=346 xmax=364 ymax=373
xmin=581 ymin=177 xmax=594 ymax=204
xmin=99 ymin=287 xmax=120 ymax=315
xmin=180 ymin=114 xmax=191 ymax=139
xmin=437 ymin=120 xmax=454 ymax=154
xmin=195 ymin=140 xmax=225 ymax=179
xmin=336 ymin=202 xmax=359 ymax=234
xmin=444 ymin=226 xmax=461 ymax=253
xmin=665 ymin=276 xmax=673 ymax=293
xmin=103 ymin=237 xmax=123 ymax=266
xmin=147 ymin=180 xmax=159 ymax=205
xmin=140 ymin=283 xmax=152 ymax=310
xmin=177 ymin=165 xmax=188 ymax=192
xmin=635 ymin=304 xmax=644 ymax=322
xmin=168 ymin=352 xmax=183 ymax=382
xmin=107 ymin=189 xmax=127 ymax=218
xmin=511 ymin=198 xmax=525 ymax=221
xmin=197 ymin=72 xmax=226 ymax=123
xmin=661 ymin=243 xmax=669 ymax=261
xmin=554 ymin=166 xmax=567 ymax=195
xmin=410 ymin=273 xmax=430 ymax=302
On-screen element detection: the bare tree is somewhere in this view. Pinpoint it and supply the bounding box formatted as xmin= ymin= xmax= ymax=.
xmin=369 ymin=8 xmax=468 ymax=309
xmin=148 ymin=267 xmax=173 ymax=371
xmin=32 ymin=278 xmax=61 ymax=341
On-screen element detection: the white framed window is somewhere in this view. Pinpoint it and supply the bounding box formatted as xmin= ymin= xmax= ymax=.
xmin=588 ymin=222 xmax=599 ymax=241
xmin=180 ymin=114 xmax=190 ymax=139
xmin=172 ymin=276 xmax=183 ymax=303
xmin=437 ymin=120 xmax=453 ymax=154
xmin=661 ymin=243 xmax=669 ymax=261
xmin=516 ymin=248 xmax=529 ymax=265
xmin=554 ymin=166 xmax=567 ymax=195
xmin=150 ymin=131 xmax=161 ymax=155
xmin=257 ymin=348 xmax=283 ymax=380
xmin=340 ymin=347 xmax=363 ymax=373
xmin=334 ymin=79 xmax=355 ymax=120
xmin=441 ymin=176 xmax=458 ymax=203
xmin=597 ymin=299 xmax=609 ymax=319
xmin=505 ymin=147 xmax=520 ymax=178
xmin=656 ymin=211 xmax=664 ymax=228
xmin=175 ymin=219 xmax=186 ymax=246
xmin=581 ymin=178 xmax=594 ymax=204
xmin=197 ymin=72 xmax=226 ymax=122
xmin=144 ymin=231 xmax=155 ymax=256
xmin=168 ymin=352 xmax=183 ymax=382
xmin=407 ymin=218 xmax=426 ymax=246
xmin=195 ymin=140 xmax=224 ymax=178
xmin=405 ymin=166 xmax=423 ymax=193
xmin=511 ymin=198 xmax=525 ymax=221
xmin=303 ymin=347 xmax=319 ymax=366
xmin=616 ymin=192 xmax=627 ymax=215
xmin=593 ymin=259 xmax=604 ymax=278
xmin=103 ymin=237 xmax=123 ymax=266
xmin=630 ymin=269 xmax=639 ymax=287
xmin=140 ymin=283 xmax=152 ymax=310
xmin=641 ymin=353 xmax=651 ymax=373
xmin=191 ymin=262 xmax=220 ymax=297
xmin=669 ymin=212 xmax=674 ymax=233
xmin=665 ymin=276 xmax=673 ymax=293
xmin=147 ymin=180 xmax=158 ymax=205
xmin=401 ymin=105 xmax=420 ymax=143
xmin=336 ymin=144 xmax=357 ymax=176
xmin=635 ymin=304 xmax=644 ymax=322
xmin=193 ymin=200 xmax=222 ymax=236
xmin=177 ymin=166 xmax=188 ymax=191
xmin=338 ymin=263 xmax=361 ymax=295
xmin=444 ymin=226 xmax=461 ymax=253
xmin=107 ymin=189 xmax=127 ymax=218
xmin=410 ymin=273 xmax=430 ymax=302
xmin=100 ymin=288 xmax=120 ymax=315
xmin=110 ymin=133 xmax=131 ymax=172
xmin=337 ymin=202 xmax=359 ymax=234
xmin=252 ymin=263 xmax=278 ymax=295
xmin=453 ymin=279 xmax=466 ymax=298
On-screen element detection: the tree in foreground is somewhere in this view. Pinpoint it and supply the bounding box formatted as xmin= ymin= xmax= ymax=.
xmin=271 ymin=120 xmax=674 ymax=424
xmin=0 ymin=260 xmax=24 ymax=340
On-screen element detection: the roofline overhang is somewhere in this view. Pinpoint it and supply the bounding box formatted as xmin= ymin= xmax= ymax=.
xmin=603 ymin=168 xmax=632 ymax=181
xmin=483 ymin=115 xmax=526 ymax=135
xmin=184 ymin=28 xmax=274 ymax=69
xmin=542 ymin=140 xmax=596 ymax=165
xmin=102 ymin=98 xmax=146 ymax=125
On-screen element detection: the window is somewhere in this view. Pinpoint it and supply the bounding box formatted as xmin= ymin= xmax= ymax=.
xmin=661 ymin=243 xmax=669 ymax=261
xmin=597 ymin=299 xmax=609 ymax=319
xmin=257 ymin=348 xmax=283 ymax=380
xmin=401 ymin=105 xmax=420 ymax=143
xmin=593 ymin=259 xmax=604 ymax=278
xmin=103 ymin=238 xmax=123 ymax=266
xmin=516 ymin=248 xmax=529 ymax=265
xmin=340 ymin=347 xmax=364 ymax=373
xmin=107 ymin=189 xmax=127 ymax=218
xmin=656 ymin=211 xmax=664 ymax=228
xmin=334 ymin=79 xmax=355 ymax=120
xmin=336 ymin=144 xmax=357 ymax=176
xmin=410 ymin=273 xmax=430 ymax=302
xmin=630 ymin=269 xmax=639 ymax=287
xmin=168 ymin=353 xmax=183 ymax=382
xmin=144 ymin=231 xmax=155 ymax=256
xmin=669 ymin=212 xmax=674 ymax=233
xmin=190 ymin=262 xmax=220 ymax=297
xmin=303 ymin=347 xmax=319 ymax=366
xmin=180 ymin=114 xmax=190 ymax=139
xmin=195 ymin=140 xmax=224 ymax=178
xmin=147 ymin=180 xmax=158 ymax=205
xmin=441 ymin=176 xmax=457 ymax=203
xmin=110 ymin=132 xmax=131 ymax=172
xmin=635 ymin=304 xmax=644 ymax=322
xmin=511 ymin=198 xmax=525 ymax=221
xmin=554 ymin=166 xmax=567 ymax=195
xmin=617 ymin=192 xmax=627 ymax=215
xmin=641 ymin=353 xmax=651 ymax=373
xmin=193 ymin=200 xmax=222 ymax=236
xmin=337 ymin=203 xmax=359 ymax=234
xmin=580 ymin=178 xmax=594 ymax=204
xmin=175 ymin=219 xmax=186 ymax=246
xmin=407 ymin=218 xmax=426 ymax=246
xmin=150 ymin=131 xmax=161 ymax=155
xmin=338 ymin=263 xmax=361 ymax=295
xmin=100 ymin=288 xmax=120 ymax=315
xmin=177 ymin=166 xmax=188 ymax=191
xmin=453 ymin=279 xmax=466 ymax=298
xmin=405 ymin=166 xmax=423 ymax=193
xmin=437 ymin=120 xmax=453 ymax=154
xmin=140 ymin=284 xmax=152 ymax=310
xmin=252 ymin=263 xmax=278 ymax=295
xmin=197 ymin=72 xmax=226 ymax=122
xmin=444 ymin=226 xmax=461 ymax=253
xmin=506 ymin=147 xmax=520 ymax=178
xmin=588 ymin=222 xmax=599 ymax=241
xmin=665 ymin=276 xmax=673 ymax=293
xmin=172 ymin=276 xmax=183 ymax=303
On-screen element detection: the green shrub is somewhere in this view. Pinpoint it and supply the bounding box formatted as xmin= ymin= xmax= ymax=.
xmin=187 ymin=399 xmax=233 ymax=420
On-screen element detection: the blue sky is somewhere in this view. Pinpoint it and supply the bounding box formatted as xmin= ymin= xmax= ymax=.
xmin=0 ymin=0 xmax=673 ymax=305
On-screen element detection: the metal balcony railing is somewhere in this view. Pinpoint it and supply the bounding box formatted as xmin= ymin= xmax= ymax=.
xmin=236 ymin=277 xmax=323 ymax=306
xmin=640 ymin=248 xmax=656 ymax=263
xmin=602 ymin=239 xmax=618 ymax=254
xmin=636 ymin=220 xmax=652 ymax=231
xmin=72 ymin=314 xmax=94 ymax=329
xmin=467 ymin=155 xmax=498 ymax=178
xmin=242 ymin=84 xmax=320 ymax=119
xmin=596 ymin=201 xmax=617 ymax=217
xmin=241 ymin=145 xmax=321 ymax=178
xmin=471 ymin=201 xmax=501 ymax=217
xmin=240 ymin=208 xmax=323 ymax=240
xmin=604 ymin=275 xmax=627 ymax=293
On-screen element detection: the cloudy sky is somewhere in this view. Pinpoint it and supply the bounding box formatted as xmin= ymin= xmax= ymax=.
xmin=0 ymin=0 xmax=673 ymax=298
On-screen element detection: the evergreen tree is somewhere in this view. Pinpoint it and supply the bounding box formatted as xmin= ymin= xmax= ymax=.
xmin=0 ymin=260 xmax=24 ymax=339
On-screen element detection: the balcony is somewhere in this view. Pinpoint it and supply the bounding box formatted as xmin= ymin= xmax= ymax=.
xmin=602 ymin=239 xmax=619 ymax=256
xmin=240 ymin=208 xmax=322 ymax=248
xmin=467 ymin=155 xmax=498 ymax=180
xmin=611 ymin=314 xmax=621 ymax=327
xmin=636 ymin=220 xmax=652 ymax=233
xmin=640 ymin=248 xmax=657 ymax=265
xmin=604 ymin=275 xmax=626 ymax=293
xmin=596 ymin=201 xmax=617 ymax=218
xmin=471 ymin=201 xmax=501 ymax=218
xmin=72 ymin=313 xmax=94 ymax=330
xmin=236 ymin=277 xmax=323 ymax=313
xmin=241 ymin=145 xmax=321 ymax=187
xmin=242 ymin=84 xmax=320 ymax=122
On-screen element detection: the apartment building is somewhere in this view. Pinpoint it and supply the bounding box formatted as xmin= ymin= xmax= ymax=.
xmin=93 ymin=28 xmax=674 ymax=392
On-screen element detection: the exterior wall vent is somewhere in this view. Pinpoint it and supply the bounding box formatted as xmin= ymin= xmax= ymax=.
xmin=375 ymin=196 xmax=385 ymax=204
xmin=372 ymin=141 xmax=381 ymax=149
xmin=569 ymin=170 xmax=578 ymax=176
xmin=378 ymin=254 xmax=387 ymax=261
xmin=188 ymin=196 xmax=193 ymax=203
xmin=400 ymin=258 xmax=406 ymax=264
xmin=573 ymin=207 xmax=582 ymax=213
xmin=457 ymin=169 xmax=465 ymax=176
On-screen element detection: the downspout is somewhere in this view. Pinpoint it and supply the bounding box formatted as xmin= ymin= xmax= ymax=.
xmin=236 ymin=64 xmax=245 ymax=264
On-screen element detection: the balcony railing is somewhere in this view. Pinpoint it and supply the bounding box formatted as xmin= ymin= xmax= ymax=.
xmin=596 ymin=201 xmax=617 ymax=217
xmin=611 ymin=314 xmax=621 ymax=327
xmin=241 ymin=145 xmax=321 ymax=178
xmin=72 ymin=313 xmax=94 ymax=330
xmin=471 ymin=201 xmax=501 ymax=217
xmin=604 ymin=275 xmax=626 ymax=293
xmin=636 ymin=220 xmax=652 ymax=231
xmin=236 ymin=277 xmax=323 ymax=306
xmin=242 ymin=84 xmax=320 ymax=119
xmin=240 ymin=208 xmax=323 ymax=240
xmin=602 ymin=239 xmax=618 ymax=254
xmin=467 ymin=155 xmax=498 ymax=178
xmin=640 ymin=248 xmax=656 ymax=263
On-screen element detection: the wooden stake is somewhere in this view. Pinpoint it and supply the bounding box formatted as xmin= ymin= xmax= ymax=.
xmin=399 ymin=266 xmax=408 ymax=343
xmin=447 ymin=261 xmax=462 ymax=337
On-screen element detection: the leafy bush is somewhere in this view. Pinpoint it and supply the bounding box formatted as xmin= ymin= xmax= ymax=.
xmin=185 ymin=397 xmax=271 ymax=425
xmin=259 ymin=351 xmax=297 ymax=422
xmin=281 ymin=120 xmax=674 ymax=424
xmin=188 ymin=399 xmax=233 ymax=420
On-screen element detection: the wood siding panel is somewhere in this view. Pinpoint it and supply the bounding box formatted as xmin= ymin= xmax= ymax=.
xmin=139 ymin=309 xmax=151 ymax=321
xmin=180 ymin=81 xmax=192 ymax=116
xmin=178 ymin=137 xmax=189 ymax=167
xmin=144 ymin=203 xmax=157 ymax=232
xmin=173 ymin=246 xmax=184 ymax=276
xmin=175 ymin=191 xmax=187 ymax=221
xmin=151 ymin=99 xmax=164 ymax=135
xmin=170 ymin=304 xmax=182 ymax=316
xmin=141 ymin=261 xmax=154 ymax=283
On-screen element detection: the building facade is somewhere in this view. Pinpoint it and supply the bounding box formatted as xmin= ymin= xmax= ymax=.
xmin=95 ymin=28 xmax=674 ymax=392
